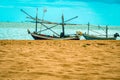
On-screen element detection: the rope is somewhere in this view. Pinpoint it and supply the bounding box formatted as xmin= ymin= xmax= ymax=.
xmin=89 ymin=29 xmax=105 ymax=35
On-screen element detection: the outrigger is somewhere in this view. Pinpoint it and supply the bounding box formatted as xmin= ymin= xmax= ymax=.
xmin=21 ymin=8 xmax=80 ymax=40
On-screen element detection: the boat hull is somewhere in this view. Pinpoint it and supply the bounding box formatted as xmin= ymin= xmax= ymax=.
xmin=31 ymin=33 xmax=79 ymax=40
xmin=83 ymin=34 xmax=116 ymax=40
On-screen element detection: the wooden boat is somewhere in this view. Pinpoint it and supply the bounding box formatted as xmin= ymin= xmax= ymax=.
xmin=21 ymin=9 xmax=80 ymax=40
xmin=28 ymin=31 xmax=79 ymax=40
xmin=82 ymin=33 xmax=119 ymax=40
xmin=82 ymin=23 xmax=119 ymax=40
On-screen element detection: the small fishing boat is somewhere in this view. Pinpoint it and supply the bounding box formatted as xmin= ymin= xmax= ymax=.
xmin=21 ymin=9 xmax=80 ymax=40
xmin=28 ymin=31 xmax=79 ymax=40
xmin=82 ymin=23 xmax=119 ymax=40
xmin=83 ymin=33 xmax=119 ymax=40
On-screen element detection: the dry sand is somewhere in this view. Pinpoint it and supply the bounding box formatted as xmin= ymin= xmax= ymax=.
xmin=0 ymin=40 xmax=120 ymax=80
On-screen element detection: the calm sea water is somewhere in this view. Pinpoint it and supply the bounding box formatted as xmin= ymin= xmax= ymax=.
xmin=0 ymin=22 xmax=120 ymax=40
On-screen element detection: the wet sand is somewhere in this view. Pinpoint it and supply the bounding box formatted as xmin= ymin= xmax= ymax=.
xmin=0 ymin=40 xmax=120 ymax=80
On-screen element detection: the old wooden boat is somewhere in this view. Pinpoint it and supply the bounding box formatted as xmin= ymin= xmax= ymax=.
xmin=28 ymin=31 xmax=79 ymax=40
xmin=82 ymin=33 xmax=119 ymax=40
xmin=82 ymin=23 xmax=119 ymax=40
xmin=21 ymin=9 xmax=80 ymax=40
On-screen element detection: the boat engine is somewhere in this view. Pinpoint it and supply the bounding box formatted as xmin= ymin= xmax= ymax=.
xmin=114 ymin=33 xmax=119 ymax=38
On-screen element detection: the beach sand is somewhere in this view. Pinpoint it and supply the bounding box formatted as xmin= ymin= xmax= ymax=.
xmin=0 ymin=40 xmax=120 ymax=80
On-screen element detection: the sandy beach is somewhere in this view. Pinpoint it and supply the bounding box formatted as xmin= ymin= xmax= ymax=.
xmin=0 ymin=40 xmax=120 ymax=80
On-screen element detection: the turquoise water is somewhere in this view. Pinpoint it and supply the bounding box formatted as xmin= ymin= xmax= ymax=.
xmin=0 ymin=22 xmax=32 ymax=40
xmin=0 ymin=22 xmax=120 ymax=40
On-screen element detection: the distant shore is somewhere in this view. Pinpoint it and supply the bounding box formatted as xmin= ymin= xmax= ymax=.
xmin=0 ymin=40 xmax=120 ymax=80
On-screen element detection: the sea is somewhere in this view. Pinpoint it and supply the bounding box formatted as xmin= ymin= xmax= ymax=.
xmin=0 ymin=22 xmax=120 ymax=40
xmin=0 ymin=0 xmax=120 ymax=40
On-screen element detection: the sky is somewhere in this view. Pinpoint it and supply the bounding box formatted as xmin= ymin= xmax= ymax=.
xmin=0 ymin=0 xmax=120 ymax=26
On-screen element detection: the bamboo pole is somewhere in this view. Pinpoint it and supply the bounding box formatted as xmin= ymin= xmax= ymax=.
xmin=106 ymin=25 xmax=108 ymax=38
xmin=88 ymin=22 xmax=90 ymax=35
xmin=62 ymin=14 xmax=65 ymax=37
xmin=35 ymin=8 xmax=38 ymax=32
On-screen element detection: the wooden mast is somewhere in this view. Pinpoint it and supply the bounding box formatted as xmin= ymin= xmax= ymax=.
xmin=88 ymin=22 xmax=90 ymax=35
xmin=35 ymin=8 xmax=38 ymax=32
xmin=106 ymin=25 xmax=108 ymax=38
xmin=62 ymin=14 xmax=65 ymax=37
